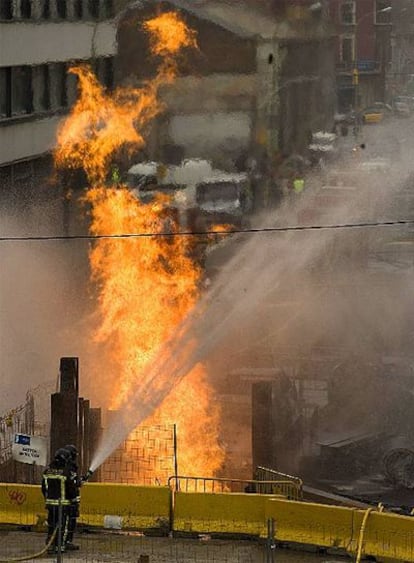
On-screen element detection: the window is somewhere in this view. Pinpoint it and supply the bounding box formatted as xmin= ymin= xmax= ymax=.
xmin=103 ymin=0 xmax=114 ymax=19
xmin=42 ymin=0 xmax=50 ymax=19
xmin=88 ymin=0 xmax=100 ymax=19
xmin=20 ymin=0 xmax=31 ymax=18
xmin=32 ymin=65 xmax=51 ymax=112
xmin=0 ymin=69 xmax=11 ymax=118
xmin=56 ymin=0 xmax=67 ymax=19
xmin=73 ymin=0 xmax=82 ymax=18
xmin=102 ymin=57 xmax=114 ymax=90
xmin=340 ymin=35 xmax=355 ymax=64
xmin=49 ymin=63 xmax=68 ymax=109
xmin=11 ymin=66 xmax=33 ymax=116
xmin=93 ymin=57 xmax=114 ymax=90
xmin=341 ymin=1 xmax=355 ymax=24
xmin=0 ymin=1 xmax=13 ymax=19
xmin=375 ymin=0 xmax=392 ymax=24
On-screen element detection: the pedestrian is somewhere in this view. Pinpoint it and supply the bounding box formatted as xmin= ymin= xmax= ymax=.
xmin=41 ymin=448 xmax=78 ymax=554
xmin=293 ymin=176 xmax=305 ymax=194
xmin=64 ymin=444 xmax=81 ymax=551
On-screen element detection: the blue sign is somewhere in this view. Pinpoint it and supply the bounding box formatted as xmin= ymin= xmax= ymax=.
xmin=357 ymin=60 xmax=378 ymax=72
xmin=14 ymin=434 xmax=30 ymax=445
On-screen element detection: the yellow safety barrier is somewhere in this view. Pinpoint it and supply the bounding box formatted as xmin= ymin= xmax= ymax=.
xmin=0 ymin=483 xmax=171 ymax=533
xmin=2 ymin=482 xmax=414 ymax=561
xmin=173 ymin=492 xmax=282 ymax=536
xmin=79 ymin=483 xmax=171 ymax=531
xmin=0 ymin=484 xmax=44 ymax=526
xmin=265 ymin=497 xmax=357 ymax=548
xmin=265 ymin=498 xmax=414 ymax=562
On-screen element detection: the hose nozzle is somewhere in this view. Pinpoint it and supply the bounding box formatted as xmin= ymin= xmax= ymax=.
xmin=81 ymin=469 xmax=94 ymax=483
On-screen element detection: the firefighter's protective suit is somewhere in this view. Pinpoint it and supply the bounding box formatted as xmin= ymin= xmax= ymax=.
xmin=41 ymin=448 xmax=77 ymax=553
xmin=64 ymin=444 xmax=81 ymax=550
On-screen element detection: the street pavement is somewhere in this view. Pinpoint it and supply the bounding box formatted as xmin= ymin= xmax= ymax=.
xmin=0 ymin=530 xmax=349 ymax=563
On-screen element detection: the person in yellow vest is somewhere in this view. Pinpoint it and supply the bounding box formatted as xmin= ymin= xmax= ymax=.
xmin=293 ymin=176 xmax=305 ymax=194
xmin=111 ymin=165 xmax=121 ymax=186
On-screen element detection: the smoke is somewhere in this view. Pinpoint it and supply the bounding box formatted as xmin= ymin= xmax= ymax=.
xmin=0 ymin=195 xmax=91 ymax=413
xmin=90 ymin=123 xmax=414 ymax=472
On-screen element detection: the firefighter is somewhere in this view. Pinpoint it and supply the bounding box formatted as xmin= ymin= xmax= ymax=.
xmin=64 ymin=444 xmax=81 ymax=551
xmin=41 ymin=448 xmax=77 ymax=554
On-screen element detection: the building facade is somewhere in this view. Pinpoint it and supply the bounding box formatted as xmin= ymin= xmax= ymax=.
xmin=329 ymin=0 xmax=392 ymax=112
xmin=0 ymin=0 xmax=123 ymax=234
xmin=388 ymin=0 xmax=414 ymax=100
xmin=117 ymin=0 xmax=335 ymax=206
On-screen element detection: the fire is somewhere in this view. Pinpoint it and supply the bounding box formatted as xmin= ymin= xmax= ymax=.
xmin=55 ymin=65 xmax=161 ymax=185
xmin=55 ymin=12 xmax=197 ymax=186
xmin=55 ymin=12 xmax=224 ymax=479
xmin=86 ymin=187 xmax=200 ymax=407
xmin=143 ymin=12 xmax=198 ymax=58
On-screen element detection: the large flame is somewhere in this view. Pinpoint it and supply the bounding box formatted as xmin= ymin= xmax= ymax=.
xmin=144 ymin=12 xmax=198 ymax=57
xmin=55 ymin=13 xmax=224 ymax=479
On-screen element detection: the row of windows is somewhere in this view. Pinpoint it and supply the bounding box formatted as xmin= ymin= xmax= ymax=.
xmin=0 ymin=0 xmax=114 ymax=21
xmin=0 ymin=58 xmax=113 ymax=120
xmin=340 ymin=0 xmax=392 ymax=25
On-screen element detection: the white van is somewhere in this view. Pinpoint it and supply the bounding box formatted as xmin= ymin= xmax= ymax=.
xmin=126 ymin=159 xmax=253 ymax=232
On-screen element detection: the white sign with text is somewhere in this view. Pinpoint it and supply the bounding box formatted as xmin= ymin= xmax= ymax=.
xmin=12 ymin=434 xmax=47 ymax=466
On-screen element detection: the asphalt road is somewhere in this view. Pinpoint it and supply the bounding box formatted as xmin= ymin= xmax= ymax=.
xmin=0 ymin=531 xmax=350 ymax=563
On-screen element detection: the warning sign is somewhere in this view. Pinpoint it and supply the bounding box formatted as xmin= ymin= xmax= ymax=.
xmin=12 ymin=434 xmax=47 ymax=466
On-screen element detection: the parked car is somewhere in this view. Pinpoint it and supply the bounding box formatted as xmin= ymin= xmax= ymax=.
xmin=361 ymin=103 xmax=392 ymax=124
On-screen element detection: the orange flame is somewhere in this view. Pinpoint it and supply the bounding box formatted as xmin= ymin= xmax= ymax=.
xmin=144 ymin=12 xmax=198 ymax=57
xmin=86 ymin=187 xmax=201 ymax=407
xmin=55 ymin=65 xmax=161 ymax=185
xmin=55 ymin=13 xmax=224 ymax=479
xmin=55 ymin=12 xmax=197 ymax=186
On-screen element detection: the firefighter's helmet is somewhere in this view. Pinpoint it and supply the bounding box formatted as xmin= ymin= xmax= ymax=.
xmin=54 ymin=448 xmax=70 ymax=467
xmin=65 ymin=444 xmax=78 ymax=460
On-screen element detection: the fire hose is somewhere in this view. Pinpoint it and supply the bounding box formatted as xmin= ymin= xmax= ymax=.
xmin=0 ymin=528 xmax=57 ymax=562
xmin=355 ymin=504 xmax=384 ymax=563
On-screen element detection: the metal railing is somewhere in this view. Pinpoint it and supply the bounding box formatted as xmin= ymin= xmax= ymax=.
xmin=167 ymin=475 xmax=302 ymax=499
xmin=254 ymin=467 xmax=303 ymax=500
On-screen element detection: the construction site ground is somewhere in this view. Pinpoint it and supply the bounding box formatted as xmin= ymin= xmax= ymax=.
xmin=0 ymin=530 xmax=349 ymax=563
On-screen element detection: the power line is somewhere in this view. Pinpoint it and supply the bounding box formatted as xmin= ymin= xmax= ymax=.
xmin=1 ymin=218 xmax=414 ymax=242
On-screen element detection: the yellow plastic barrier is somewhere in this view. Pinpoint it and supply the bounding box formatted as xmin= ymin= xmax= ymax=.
xmin=79 ymin=483 xmax=171 ymax=531
xmin=265 ymin=497 xmax=357 ymax=549
xmin=0 ymin=483 xmax=171 ymax=532
xmin=358 ymin=510 xmax=414 ymax=562
xmin=0 ymin=484 xmax=45 ymax=526
xmin=265 ymin=498 xmax=414 ymax=562
xmin=173 ymin=492 xmax=282 ymax=536
xmin=2 ymin=482 xmax=414 ymax=561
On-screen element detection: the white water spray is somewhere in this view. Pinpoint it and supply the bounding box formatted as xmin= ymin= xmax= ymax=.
xmin=90 ymin=127 xmax=414 ymax=473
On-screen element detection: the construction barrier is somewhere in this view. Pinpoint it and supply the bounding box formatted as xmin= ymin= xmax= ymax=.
xmin=265 ymin=498 xmax=414 ymax=562
xmin=0 ymin=483 xmax=172 ymax=533
xmin=0 ymin=483 xmax=44 ymax=527
xmin=1 ymin=483 xmax=414 ymax=560
xmin=79 ymin=483 xmax=171 ymax=531
xmin=173 ymin=492 xmax=281 ymax=536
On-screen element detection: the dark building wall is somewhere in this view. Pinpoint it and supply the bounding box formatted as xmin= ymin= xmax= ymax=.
xmin=116 ymin=4 xmax=256 ymax=83
xmin=252 ymin=378 xmax=304 ymax=475
xmin=279 ymin=37 xmax=336 ymax=154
